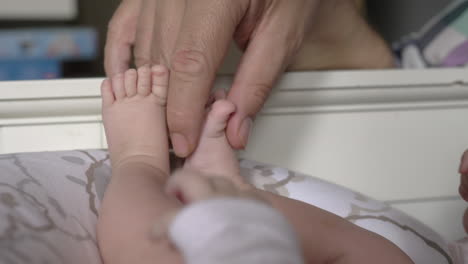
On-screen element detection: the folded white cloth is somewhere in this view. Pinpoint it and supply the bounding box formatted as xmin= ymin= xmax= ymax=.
xmin=169 ymin=198 xmax=304 ymax=264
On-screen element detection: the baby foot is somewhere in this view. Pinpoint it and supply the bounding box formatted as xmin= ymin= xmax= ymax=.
xmin=184 ymin=97 xmax=248 ymax=188
xmin=101 ymin=65 xmax=170 ymax=173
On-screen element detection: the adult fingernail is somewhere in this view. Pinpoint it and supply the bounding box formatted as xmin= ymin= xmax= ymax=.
xmin=239 ymin=117 xmax=253 ymax=149
xmin=171 ymin=133 xmax=190 ymax=157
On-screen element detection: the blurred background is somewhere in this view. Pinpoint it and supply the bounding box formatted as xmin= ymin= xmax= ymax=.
xmin=0 ymin=0 xmax=459 ymax=81
xmin=0 ymin=0 xmax=120 ymax=80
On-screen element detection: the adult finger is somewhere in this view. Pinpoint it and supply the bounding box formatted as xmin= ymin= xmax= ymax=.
xmin=225 ymin=34 xmax=291 ymax=149
xmin=133 ymin=0 xmax=158 ymax=67
xmin=459 ymin=150 xmax=468 ymax=201
xmin=459 ymin=174 xmax=468 ymax=201
xmin=460 ymin=149 xmax=468 ymax=174
xmin=167 ymin=0 xmax=248 ymax=157
xmin=226 ymin=1 xmax=315 ymax=149
xmin=150 ymin=0 xmax=185 ymax=66
xmin=104 ymin=0 xmax=143 ymax=76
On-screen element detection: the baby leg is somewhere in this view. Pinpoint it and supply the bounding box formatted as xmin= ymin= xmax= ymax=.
xmin=184 ymin=97 xmax=247 ymax=187
xmin=97 ymin=66 xmax=182 ymax=264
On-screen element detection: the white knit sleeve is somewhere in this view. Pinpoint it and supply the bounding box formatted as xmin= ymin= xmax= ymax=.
xmin=168 ymin=198 xmax=304 ymax=264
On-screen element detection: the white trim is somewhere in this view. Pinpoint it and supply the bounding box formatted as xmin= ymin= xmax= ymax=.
xmin=2 ymin=68 xmax=468 ymax=99
xmin=0 ymin=78 xmax=102 ymax=100
xmin=276 ymin=68 xmax=468 ymax=89
xmin=1 ymin=69 xmax=468 ymax=122
xmin=0 ymin=0 xmax=77 ymax=20
xmin=0 ymin=116 xmax=102 ymax=126
xmin=0 ymin=69 xmax=468 ymax=100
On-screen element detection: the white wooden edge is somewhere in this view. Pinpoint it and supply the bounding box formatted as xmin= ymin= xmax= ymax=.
xmin=1 ymin=69 xmax=468 ymax=126
xmin=0 ymin=0 xmax=77 ymax=20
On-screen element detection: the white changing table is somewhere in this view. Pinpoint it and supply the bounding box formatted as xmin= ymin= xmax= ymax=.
xmin=1 ymin=68 xmax=467 ymax=240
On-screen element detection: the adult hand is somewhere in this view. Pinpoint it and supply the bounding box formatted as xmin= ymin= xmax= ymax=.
xmin=105 ymin=0 xmax=319 ymax=157
xmin=459 ymin=149 xmax=468 ymax=200
xmin=459 ymin=149 xmax=468 ymax=232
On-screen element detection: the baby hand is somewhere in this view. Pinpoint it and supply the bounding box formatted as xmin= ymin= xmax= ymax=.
xmin=152 ymin=169 xmax=262 ymax=239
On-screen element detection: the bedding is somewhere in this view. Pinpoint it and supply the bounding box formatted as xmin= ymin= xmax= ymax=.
xmin=0 ymin=150 xmax=463 ymax=264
